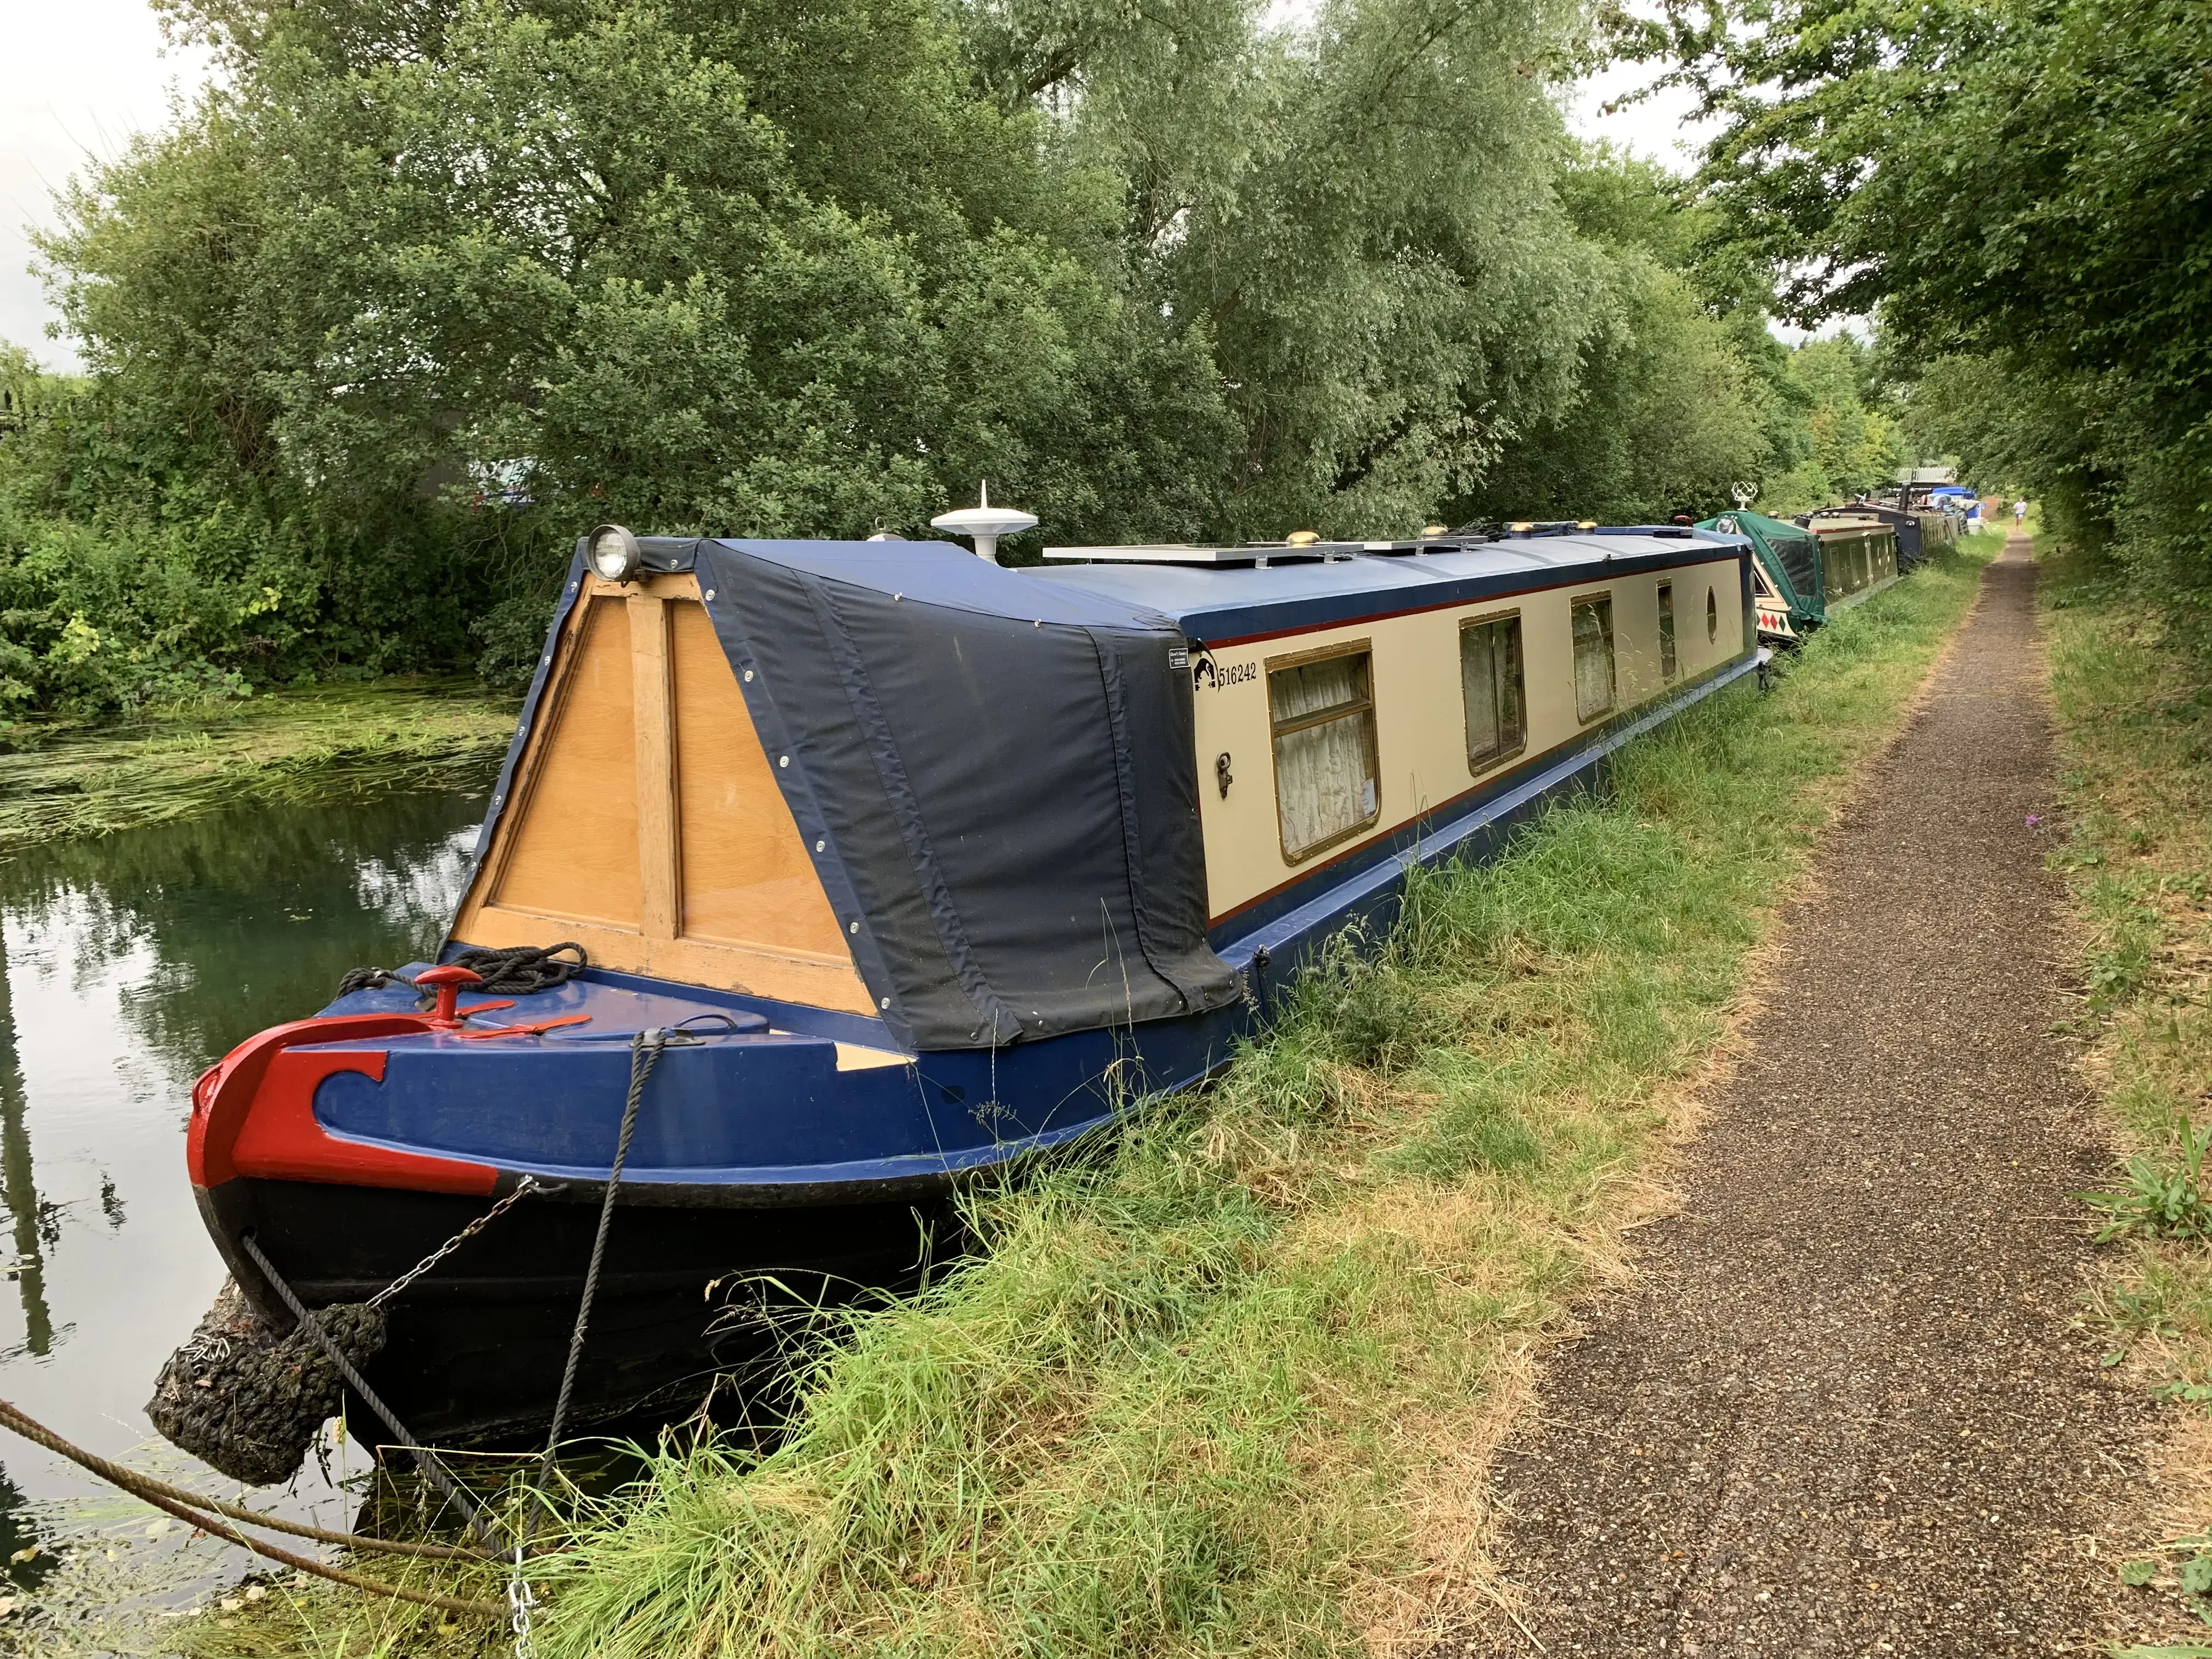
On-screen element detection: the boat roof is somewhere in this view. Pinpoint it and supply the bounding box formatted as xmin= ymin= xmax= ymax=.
xmin=1028 ymin=528 xmax=1745 ymax=646
xmin=622 ymin=527 xmax=1748 ymax=648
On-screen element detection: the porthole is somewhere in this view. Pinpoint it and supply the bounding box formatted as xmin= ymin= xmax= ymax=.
xmin=1706 ymin=586 xmax=1719 ymax=643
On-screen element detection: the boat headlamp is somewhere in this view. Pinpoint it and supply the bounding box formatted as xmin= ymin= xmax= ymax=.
xmin=588 ymin=524 xmax=642 ymax=583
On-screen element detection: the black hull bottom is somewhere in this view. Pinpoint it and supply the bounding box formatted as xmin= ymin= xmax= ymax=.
xmin=198 ymin=1178 xmax=961 ymax=1449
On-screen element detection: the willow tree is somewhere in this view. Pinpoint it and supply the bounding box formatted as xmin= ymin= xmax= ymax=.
xmin=961 ymin=0 xmax=1623 ymax=536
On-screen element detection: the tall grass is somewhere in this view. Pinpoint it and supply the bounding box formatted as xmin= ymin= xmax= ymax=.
xmin=210 ymin=547 xmax=1989 ymax=1659
xmin=2040 ymin=529 xmax=2212 ymax=1624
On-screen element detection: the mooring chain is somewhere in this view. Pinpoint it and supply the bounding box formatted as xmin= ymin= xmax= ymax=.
xmin=510 ymin=1545 xmax=538 ymax=1658
xmin=236 ymin=1233 xmax=507 ymax=1558
xmin=369 ymin=1177 xmax=541 ymax=1311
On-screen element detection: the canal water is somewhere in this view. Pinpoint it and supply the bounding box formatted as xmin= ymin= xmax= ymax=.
xmin=0 ymin=784 xmax=490 ymax=1617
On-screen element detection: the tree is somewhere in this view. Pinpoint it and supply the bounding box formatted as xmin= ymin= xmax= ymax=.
xmin=1447 ymin=146 xmax=1778 ymax=524
xmin=961 ymin=0 xmax=1620 ymax=536
xmin=1645 ymin=0 xmax=2212 ymax=621
xmin=47 ymin=0 xmax=1234 ymax=544
xmin=5 ymin=0 xmax=1820 ymax=709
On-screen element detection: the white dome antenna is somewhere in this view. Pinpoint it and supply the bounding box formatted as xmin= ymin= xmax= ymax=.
xmin=930 ymin=482 xmax=1037 ymax=565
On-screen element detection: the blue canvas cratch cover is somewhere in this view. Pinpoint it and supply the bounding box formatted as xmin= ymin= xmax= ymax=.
xmin=685 ymin=539 xmax=1242 ymax=1052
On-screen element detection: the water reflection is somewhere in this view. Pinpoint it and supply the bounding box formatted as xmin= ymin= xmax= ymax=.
xmin=0 ymin=951 xmax=55 ymax=1358
xmin=3 ymin=793 xmax=485 ymax=1085
xmin=0 ymin=786 xmax=489 ymax=1536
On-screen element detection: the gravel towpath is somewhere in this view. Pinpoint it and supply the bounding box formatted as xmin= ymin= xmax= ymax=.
xmin=1458 ymin=539 xmax=2167 ymax=1656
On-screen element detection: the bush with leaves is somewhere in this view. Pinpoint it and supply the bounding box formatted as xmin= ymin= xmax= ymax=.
xmin=1643 ymin=0 xmax=2212 ymax=634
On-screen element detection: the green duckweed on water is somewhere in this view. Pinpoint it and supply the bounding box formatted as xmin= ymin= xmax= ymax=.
xmin=0 ymin=680 xmax=516 ymax=855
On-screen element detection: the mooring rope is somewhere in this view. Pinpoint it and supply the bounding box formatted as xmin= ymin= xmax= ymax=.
xmin=507 ymin=1026 xmax=670 ymax=1655
xmin=535 ymin=1028 xmax=665 ymax=1474
xmin=238 ymin=1233 xmax=505 ymax=1558
xmin=0 ymin=1399 xmax=489 ymax=1561
xmin=0 ymin=1398 xmax=504 ymax=1616
xmin=337 ymin=943 xmax=586 ymax=1004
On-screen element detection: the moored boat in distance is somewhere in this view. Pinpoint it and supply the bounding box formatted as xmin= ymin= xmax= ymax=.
xmin=1804 ymin=511 xmax=1902 ymax=608
xmin=1701 ymin=507 xmax=1902 ymax=648
xmin=166 ymin=514 xmax=1765 ymax=1464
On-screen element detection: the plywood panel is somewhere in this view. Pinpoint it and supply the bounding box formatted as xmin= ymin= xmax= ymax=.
xmin=454 ymin=575 xmax=875 ymax=1015
xmin=489 ymin=596 xmax=643 ymax=930
xmin=670 ymin=599 xmax=851 ymax=961
xmin=457 ymin=907 xmax=877 ymax=1013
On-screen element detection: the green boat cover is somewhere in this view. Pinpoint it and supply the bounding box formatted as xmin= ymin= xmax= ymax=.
xmin=1698 ymin=510 xmax=1824 ymax=622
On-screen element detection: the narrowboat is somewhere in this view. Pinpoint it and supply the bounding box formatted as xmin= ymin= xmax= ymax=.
xmin=1699 ymin=510 xmax=1822 ymax=646
xmin=1805 ymin=512 xmax=1901 ymax=603
xmin=1702 ymin=508 xmax=1903 ymax=649
xmin=167 ymin=517 xmax=1764 ymax=1462
xmin=1811 ymin=501 xmax=1953 ymax=571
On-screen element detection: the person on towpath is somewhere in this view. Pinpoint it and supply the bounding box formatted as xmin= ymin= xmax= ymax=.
xmin=2015 ymin=498 xmax=2028 ymax=526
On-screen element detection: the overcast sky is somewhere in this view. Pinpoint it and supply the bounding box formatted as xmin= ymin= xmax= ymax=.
xmin=0 ymin=5 xmax=1713 ymax=372
xmin=1 ymin=0 xmax=211 ymax=368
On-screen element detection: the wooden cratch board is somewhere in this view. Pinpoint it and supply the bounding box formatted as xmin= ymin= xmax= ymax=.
xmin=452 ymin=571 xmax=875 ymax=1013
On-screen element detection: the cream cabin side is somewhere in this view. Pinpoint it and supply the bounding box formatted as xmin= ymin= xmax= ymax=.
xmin=1190 ymin=556 xmax=1746 ymax=925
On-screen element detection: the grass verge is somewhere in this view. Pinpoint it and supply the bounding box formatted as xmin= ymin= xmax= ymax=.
xmin=0 ymin=679 xmax=516 ymax=855
xmin=192 ymin=544 xmax=1990 ymax=1659
xmin=2035 ymin=532 xmax=2212 ymax=1637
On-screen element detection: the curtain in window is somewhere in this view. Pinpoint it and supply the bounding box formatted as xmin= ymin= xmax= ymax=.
xmin=1572 ymin=600 xmax=1614 ymax=724
xmin=1271 ymin=654 xmax=1376 ymax=859
xmin=1461 ymin=617 xmax=1524 ymax=769
xmin=1658 ymin=586 xmax=1678 ymax=680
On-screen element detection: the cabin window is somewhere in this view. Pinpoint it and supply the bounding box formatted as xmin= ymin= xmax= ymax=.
xmin=1268 ymin=645 xmax=1380 ymax=861
xmin=1657 ymin=583 xmax=1678 ymax=681
xmin=1460 ymin=613 xmax=1526 ymax=773
xmin=1570 ymin=596 xmax=1615 ymax=724
xmin=1706 ymin=586 xmax=1719 ymax=642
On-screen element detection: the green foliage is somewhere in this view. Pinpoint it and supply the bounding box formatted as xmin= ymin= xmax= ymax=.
xmin=1758 ymin=337 xmax=1905 ymax=514
xmin=1443 ymin=147 xmax=1896 ymax=524
xmin=3 ymin=0 xmax=1242 ymax=710
xmin=1447 ymin=249 xmax=1768 ymax=524
xmin=2081 ymin=1119 xmax=2212 ymax=1246
xmin=965 ymin=0 xmax=1626 ymax=534
xmin=1 ymin=0 xmax=1902 ymax=711
xmin=2045 ymin=533 xmax=2212 ymax=1638
xmin=1653 ymin=0 xmax=2212 ymax=632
